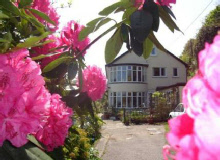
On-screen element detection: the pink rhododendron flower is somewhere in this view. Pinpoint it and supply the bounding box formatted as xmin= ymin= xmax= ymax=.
xmin=31 ymin=0 xmax=60 ymax=31
xmin=60 ymin=21 xmax=90 ymax=56
xmin=164 ymin=35 xmax=220 ymax=160
xmin=31 ymin=35 xmax=62 ymax=69
xmin=198 ymin=35 xmax=220 ymax=96
xmin=155 ymin=0 xmax=176 ymax=6
xmin=134 ymin=0 xmax=145 ymax=9
xmin=14 ymin=0 xmax=59 ymax=31
xmin=35 ymin=94 xmax=73 ymax=151
xmin=81 ymin=66 xmax=106 ymax=101
xmin=0 ymin=49 xmax=50 ymax=147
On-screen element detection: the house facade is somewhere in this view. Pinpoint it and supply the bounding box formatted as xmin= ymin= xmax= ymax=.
xmin=105 ymin=47 xmax=187 ymax=109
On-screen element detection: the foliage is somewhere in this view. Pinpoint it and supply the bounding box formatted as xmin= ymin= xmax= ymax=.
xmin=152 ymin=92 xmax=171 ymax=122
xmin=179 ymin=39 xmax=197 ymax=77
xmin=79 ymin=0 xmax=180 ymax=63
xmin=180 ymin=6 xmax=219 ymax=77
xmin=130 ymin=111 xmax=148 ymax=124
xmin=61 ymin=126 xmax=100 ymax=160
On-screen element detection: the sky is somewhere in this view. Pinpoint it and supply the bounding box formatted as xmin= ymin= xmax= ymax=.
xmin=55 ymin=0 xmax=219 ymax=72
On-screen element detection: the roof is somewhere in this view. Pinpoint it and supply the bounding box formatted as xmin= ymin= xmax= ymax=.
xmin=105 ymin=49 xmax=188 ymax=67
xmin=156 ymin=83 xmax=186 ymax=91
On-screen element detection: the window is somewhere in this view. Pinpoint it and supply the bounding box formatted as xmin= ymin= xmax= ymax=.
xmin=150 ymin=48 xmax=157 ymax=56
xmin=110 ymin=92 xmax=146 ymax=108
xmin=110 ymin=65 xmax=147 ymax=83
xmin=153 ymin=67 xmax=166 ymax=77
xmin=173 ymin=68 xmax=178 ymax=77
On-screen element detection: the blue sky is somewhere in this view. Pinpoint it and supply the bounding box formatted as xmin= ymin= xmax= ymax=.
xmin=56 ymin=0 xmax=219 ymax=72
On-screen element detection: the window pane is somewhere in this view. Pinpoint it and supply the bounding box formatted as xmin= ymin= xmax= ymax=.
xmin=113 ymin=97 xmax=116 ymax=107
xmin=127 ymin=97 xmax=132 ymax=107
xmin=117 ymin=70 xmax=121 ymax=81
xmin=138 ymin=97 xmax=142 ymax=107
xmin=161 ymin=68 xmax=166 ymax=76
xmin=127 ymin=70 xmax=132 ymax=81
xmin=122 ymin=95 xmax=126 ymax=108
xmin=153 ymin=68 xmax=160 ymax=76
xmin=173 ymin=68 xmax=178 ymax=76
xmin=138 ymin=71 xmax=141 ymax=81
xmin=133 ymin=66 xmax=136 ymax=70
xmin=117 ymin=66 xmax=122 ymax=70
xmin=117 ymin=97 xmax=121 ymax=108
xmin=133 ymin=92 xmax=137 ymax=107
xmin=114 ymin=71 xmax=116 ymax=82
xmin=122 ymin=71 xmax=126 ymax=81
xmin=133 ymin=70 xmax=137 ymax=81
xmin=122 ymin=66 xmax=126 ymax=70
xmin=128 ymin=66 xmax=132 ymax=69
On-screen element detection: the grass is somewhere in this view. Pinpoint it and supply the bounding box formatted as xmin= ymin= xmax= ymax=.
xmin=164 ymin=122 xmax=170 ymax=134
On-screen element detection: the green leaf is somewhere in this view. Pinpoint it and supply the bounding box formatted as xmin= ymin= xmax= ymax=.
xmin=2 ymin=141 xmax=52 ymax=160
xmin=0 ymin=0 xmax=20 ymax=16
xmin=18 ymin=0 xmax=33 ymax=8
xmin=99 ymin=2 xmax=122 ymax=16
xmin=78 ymin=66 xmax=83 ymax=90
xmin=148 ymin=32 xmax=166 ymax=52
xmin=27 ymin=135 xmax=46 ymax=150
xmin=28 ymin=8 xmax=56 ymax=25
xmin=162 ymin=6 xmax=176 ymax=19
xmin=16 ymin=32 xmax=50 ymax=48
xmin=105 ymin=28 xmax=123 ymax=63
xmin=43 ymin=57 xmax=72 ymax=73
xmin=0 ymin=38 xmax=10 ymax=43
xmin=68 ymin=62 xmax=78 ymax=80
xmin=94 ymin=18 xmax=115 ymax=32
xmin=79 ymin=17 xmax=104 ymax=41
xmin=0 ymin=12 xmax=9 ymax=19
xmin=0 ymin=32 xmax=12 ymax=53
xmin=143 ymin=38 xmax=153 ymax=59
xmin=122 ymin=7 xmax=137 ymax=20
xmin=158 ymin=6 xmax=181 ymax=33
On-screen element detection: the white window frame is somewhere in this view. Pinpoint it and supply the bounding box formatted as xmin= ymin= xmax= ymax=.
xmin=110 ymin=91 xmax=147 ymax=108
xmin=150 ymin=48 xmax=157 ymax=56
xmin=152 ymin=67 xmax=167 ymax=77
xmin=173 ymin=68 xmax=179 ymax=77
xmin=110 ymin=65 xmax=147 ymax=83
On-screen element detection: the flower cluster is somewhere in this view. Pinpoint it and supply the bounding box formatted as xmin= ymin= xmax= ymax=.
xmin=60 ymin=20 xmax=90 ymax=56
xmin=155 ymin=0 xmax=176 ymax=6
xmin=164 ymin=35 xmax=220 ymax=160
xmin=35 ymin=94 xmax=73 ymax=151
xmin=31 ymin=0 xmax=60 ymax=31
xmin=31 ymin=21 xmax=90 ymax=69
xmin=81 ymin=66 xmax=106 ymax=101
xmin=134 ymin=0 xmax=176 ymax=8
xmin=0 ymin=49 xmax=73 ymax=151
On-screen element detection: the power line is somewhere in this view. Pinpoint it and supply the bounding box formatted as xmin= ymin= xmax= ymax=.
xmin=168 ymin=0 xmax=214 ymax=46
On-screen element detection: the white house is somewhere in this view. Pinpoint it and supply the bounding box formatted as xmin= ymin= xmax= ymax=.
xmin=105 ymin=47 xmax=187 ymax=109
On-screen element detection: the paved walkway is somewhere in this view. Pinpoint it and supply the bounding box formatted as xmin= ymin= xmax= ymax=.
xmin=95 ymin=120 xmax=166 ymax=160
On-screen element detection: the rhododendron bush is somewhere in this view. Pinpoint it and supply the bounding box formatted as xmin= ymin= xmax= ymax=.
xmin=163 ymin=35 xmax=220 ymax=160
xmin=0 ymin=0 xmax=182 ymax=159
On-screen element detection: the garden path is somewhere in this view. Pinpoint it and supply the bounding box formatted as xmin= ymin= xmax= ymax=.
xmin=95 ymin=120 xmax=165 ymax=160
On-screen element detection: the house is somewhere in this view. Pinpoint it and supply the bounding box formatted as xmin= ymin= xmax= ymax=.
xmin=105 ymin=47 xmax=187 ymax=109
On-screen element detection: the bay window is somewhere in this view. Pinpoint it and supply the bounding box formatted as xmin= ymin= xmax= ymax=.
xmin=110 ymin=65 xmax=147 ymax=83
xmin=110 ymin=92 xmax=146 ymax=108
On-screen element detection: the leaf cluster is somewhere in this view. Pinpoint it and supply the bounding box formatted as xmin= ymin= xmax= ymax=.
xmin=79 ymin=0 xmax=180 ymax=64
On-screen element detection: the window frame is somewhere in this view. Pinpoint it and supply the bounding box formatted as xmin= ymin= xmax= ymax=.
xmin=110 ymin=92 xmax=146 ymax=108
xmin=173 ymin=68 xmax=179 ymax=77
xmin=152 ymin=67 xmax=167 ymax=77
xmin=109 ymin=65 xmax=147 ymax=83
